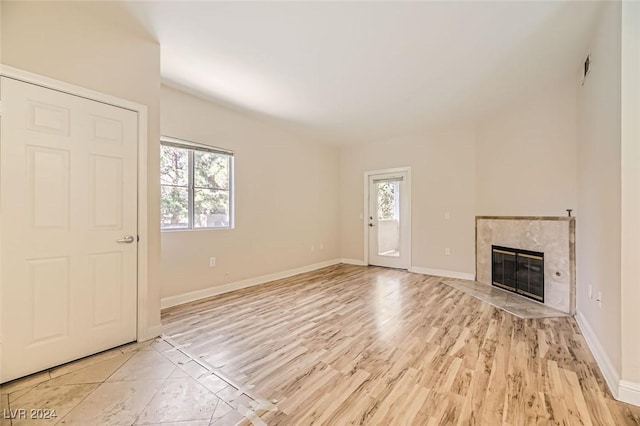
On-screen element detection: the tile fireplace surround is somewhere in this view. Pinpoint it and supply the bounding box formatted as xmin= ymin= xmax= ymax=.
xmin=476 ymin=216 xmax=576 ymax=314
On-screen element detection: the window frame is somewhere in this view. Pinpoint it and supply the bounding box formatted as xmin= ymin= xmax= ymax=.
xmin=160 ymin=136 xmax=234 ymax=231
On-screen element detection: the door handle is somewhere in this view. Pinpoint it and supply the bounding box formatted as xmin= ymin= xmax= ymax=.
xmin=369 ymin=223 xmax=375 ymax=227
xmin=116 ymin=235 xmax=135 ymax=244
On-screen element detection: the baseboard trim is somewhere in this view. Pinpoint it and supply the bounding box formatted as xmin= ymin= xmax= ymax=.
xmin=577 ymin=313 xmax=640 ymax=406
xmin=619 ymin=380 xmax=640 ymax=406
xmin=340 ymin=258 xmax=367 ymax=266
xmin=575 ymin=311 xmax=620 ymax=399
xmin=161 ymin=259 xmax=342 ymax=309
xmin=138 ymin=324 xmax=162 ymax=342
xmin=408 ymin=266 xmax=475 ymax=281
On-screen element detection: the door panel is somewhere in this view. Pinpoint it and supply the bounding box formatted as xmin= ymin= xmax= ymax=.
xmin=368 ymin=171 xmax=410 ymax=269
xmin=29 ymin=257 xmax=70 ymax=343
xmin=90 ymin=155 xmax=123 ymax=229
xmin=1 ymin=77 xmax=138 ymax=382
xmin=27 ymin=101 xmax=70 ymax=136
xmin=28 ymin=146 xmax=70 ymax=229
xmin=91 ymin=115 xmax=124 ymax=144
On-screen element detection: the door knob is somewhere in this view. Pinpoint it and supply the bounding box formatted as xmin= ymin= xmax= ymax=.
xmin=117 ymin=235 xmax=135 ymax=244
xmin=369 ymin=223 xmax=375 ymax=227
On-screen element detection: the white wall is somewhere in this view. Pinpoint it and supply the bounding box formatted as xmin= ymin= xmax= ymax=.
xmin=620 ymin=1 xmax=640 ymax=399
xmin=338 ymin=74 xmax=579 ymax=276
xmin=577 ymin=0 xmax=622 ymax=385
xmin=1 ymin=2 xmax=162 ymax=334
xmin=339 ymin=129 xmax=476 ymax=275
xmin=160 ymin=86 xmax=341 ymax=301
xmin=476 ymin=77 xmax=578 ymax=216
xmin=338 ymin=72 xmax=579 ymax=276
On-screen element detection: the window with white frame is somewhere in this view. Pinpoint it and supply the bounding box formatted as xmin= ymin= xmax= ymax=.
xmin=160 ymin=137 xmax=234 ymax=230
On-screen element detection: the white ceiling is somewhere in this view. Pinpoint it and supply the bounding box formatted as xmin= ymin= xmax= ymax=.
xmin=125 ymin=1 xmax=601 ymax=145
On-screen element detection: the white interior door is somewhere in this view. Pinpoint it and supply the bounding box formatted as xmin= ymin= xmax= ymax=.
xmin=367 ymin=171 xmax=410 ymax=269
xmin=0 ymin=77 xmax=138 ymax=383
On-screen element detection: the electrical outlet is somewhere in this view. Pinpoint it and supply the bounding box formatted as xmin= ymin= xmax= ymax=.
xmin=445 ymin=248 xmax=451 ymax=256
xmin=209 ymin=257 xmax=216 ymax=267
xmin=444 ymin=211 xmax=451 ymax=220
xmin=319 ymin=243 xmax=324 ymax=250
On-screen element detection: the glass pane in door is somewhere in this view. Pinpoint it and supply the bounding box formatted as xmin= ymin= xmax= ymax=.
xmin=376 ymin=180 xmax=401 ymax=257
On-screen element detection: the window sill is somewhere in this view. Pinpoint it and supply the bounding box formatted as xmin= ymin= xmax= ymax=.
xmin=161 ymin=226 xmax=234 ymax=233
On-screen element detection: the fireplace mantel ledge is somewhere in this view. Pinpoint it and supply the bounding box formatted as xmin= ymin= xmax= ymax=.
xmin=476 ymin=216 xmax=575 ymax=221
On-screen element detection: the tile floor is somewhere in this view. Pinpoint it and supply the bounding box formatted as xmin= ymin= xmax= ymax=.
xmin=0 ymin=338 xmax=272 ymax=425
xmin=442 ymin=278 xmax=571 ymax=319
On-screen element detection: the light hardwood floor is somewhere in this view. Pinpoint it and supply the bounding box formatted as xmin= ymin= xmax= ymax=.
xmin=162 ymin=264 xmax=640 ymax=425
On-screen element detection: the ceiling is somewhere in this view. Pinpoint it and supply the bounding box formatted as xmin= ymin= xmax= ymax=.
xmin=124 ymin=1 xmax=601 ymax=145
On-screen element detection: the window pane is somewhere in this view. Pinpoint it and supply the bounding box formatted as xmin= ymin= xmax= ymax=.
xmin=160 ymin=146 xmax=189 ymax=186
xmin=377 ymin=181 xmax=399 ymax=220
xmin=160 ymin=186 xmax=189 ymax=229
xmin=194 ymin=151 xmax=229 ymax=190
xmin=194 ymin=189 xmax=229 ymax=228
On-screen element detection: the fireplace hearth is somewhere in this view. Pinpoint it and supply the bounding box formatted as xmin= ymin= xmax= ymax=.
xmin=492 ymin=245 xmax=544 ymax=302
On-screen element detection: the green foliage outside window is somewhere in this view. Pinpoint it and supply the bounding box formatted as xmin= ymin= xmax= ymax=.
xmin=377 ymin=181 xmax=398 ymax=220
xmin=160 ymin=143 xmax=232 ymax=230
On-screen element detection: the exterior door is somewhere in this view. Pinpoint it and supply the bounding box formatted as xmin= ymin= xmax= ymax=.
xmin=367 ymin=171 xmax=410 ymax=269
xmin=0 ymin=77 xmax=138 ymax=382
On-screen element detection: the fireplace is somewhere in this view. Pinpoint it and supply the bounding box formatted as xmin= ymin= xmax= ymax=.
xmin=477 ymin=217 xmax=574 ymax=314
xmin=492 ymin=245 xmax=544 ymax=302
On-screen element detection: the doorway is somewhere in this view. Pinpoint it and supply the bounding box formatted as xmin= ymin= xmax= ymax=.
xmin=365 ymin=168 xmax=411 ymax=269
xmin=0 ymin=76 xmax=140 ymax=382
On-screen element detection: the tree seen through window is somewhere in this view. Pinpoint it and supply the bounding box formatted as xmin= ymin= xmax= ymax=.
xmin=160 ymin=142 xmax=233 ymax=230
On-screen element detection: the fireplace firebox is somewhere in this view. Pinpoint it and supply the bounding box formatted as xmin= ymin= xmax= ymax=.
xmin=491 ymin=245 xmax=544 ymax=302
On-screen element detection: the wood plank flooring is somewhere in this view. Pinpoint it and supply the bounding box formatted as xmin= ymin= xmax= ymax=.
xmin=162 ymin=264 xmax=640 ymax=425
